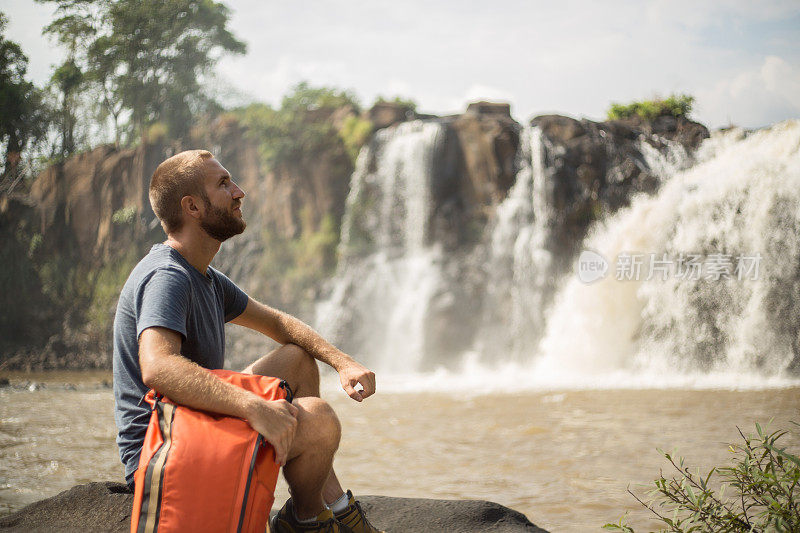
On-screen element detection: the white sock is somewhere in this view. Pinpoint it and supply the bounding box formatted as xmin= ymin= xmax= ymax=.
xmin=327 ymin=492 xmax=350 ymax=514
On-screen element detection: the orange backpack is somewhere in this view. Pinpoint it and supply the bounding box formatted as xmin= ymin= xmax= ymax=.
xmin=130 ymin=369 xmax=291 ymax=533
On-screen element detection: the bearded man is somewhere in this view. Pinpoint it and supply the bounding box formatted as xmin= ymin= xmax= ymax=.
xmin=113 ymin=150 xmax=381 ymax=533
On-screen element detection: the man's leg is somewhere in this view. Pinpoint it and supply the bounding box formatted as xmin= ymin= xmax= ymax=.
xmin=243 ymin=344 xmax=347 ymax=511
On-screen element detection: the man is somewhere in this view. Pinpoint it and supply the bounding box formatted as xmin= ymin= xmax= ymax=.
xmin=113 ymin=149 xmax=381 ymax=533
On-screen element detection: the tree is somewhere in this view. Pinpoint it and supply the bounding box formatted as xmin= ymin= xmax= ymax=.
xmin=0 ymin=12 xmax=49 ymax=188
xmin=239 ymin=82 xmax=361 ymax=167
xmin=50 ymin=59 xmax=83 ymax=156
xmin=39 ymin=0 xmax=246 ymax=143
xmin=42 ymin=8 xmax=94 ymax=156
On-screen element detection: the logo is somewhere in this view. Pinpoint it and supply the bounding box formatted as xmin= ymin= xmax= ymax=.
xmin=577 ymin=249 xmax=609 ymax=283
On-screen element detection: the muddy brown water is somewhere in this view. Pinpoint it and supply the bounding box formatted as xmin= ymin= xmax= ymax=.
xmin=0 ymin=372 xmax=797 ymax=532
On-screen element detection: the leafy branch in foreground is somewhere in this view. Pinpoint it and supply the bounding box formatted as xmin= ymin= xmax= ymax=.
xmin=604 ymin=422 xmax=800 ymax=532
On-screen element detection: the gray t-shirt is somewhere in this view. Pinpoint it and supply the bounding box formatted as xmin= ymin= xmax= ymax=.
xmin=112 ymin=243 xmax=249 ymax=484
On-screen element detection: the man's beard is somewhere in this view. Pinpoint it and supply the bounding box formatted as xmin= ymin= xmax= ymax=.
xmin=199 ymin=200 xmax=246 ymax=242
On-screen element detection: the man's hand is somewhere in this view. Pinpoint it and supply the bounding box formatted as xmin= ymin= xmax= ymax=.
xmin=245 ymin=397 xmax=299 ymax=466
xmin=337 ymin=359 xmax=376 ymax=402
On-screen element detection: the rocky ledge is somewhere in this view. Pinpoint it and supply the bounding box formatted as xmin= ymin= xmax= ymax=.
xmin=0 ymin=482 xmax=548 ymax=532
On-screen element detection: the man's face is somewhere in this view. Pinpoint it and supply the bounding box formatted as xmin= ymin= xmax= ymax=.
xmin=198 ymin=158 xmax=246 ymax=242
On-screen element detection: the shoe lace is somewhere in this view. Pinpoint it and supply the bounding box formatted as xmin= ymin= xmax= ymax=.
xmin=321 ymin=516 xmax=341 ymax=533
xmin=349 ymin=500 xmax=377 ymax=531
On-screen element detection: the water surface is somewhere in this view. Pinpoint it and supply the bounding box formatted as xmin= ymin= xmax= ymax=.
xmin=0 ymin=373 xmax=797 ymax=532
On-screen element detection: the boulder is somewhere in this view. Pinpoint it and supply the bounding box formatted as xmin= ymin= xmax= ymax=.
xmin=0 ymin=482 xmax=548 ymax=533
xmin=466 ymin=101 xmax=512 ymax=118
xmin=530 ymin=113 xmax=709 ymax=272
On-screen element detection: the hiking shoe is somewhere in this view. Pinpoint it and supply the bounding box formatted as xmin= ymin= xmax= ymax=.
xmin=332 ymin=490 xmax=384 ymax=533
xmin=270 ymin=498 xmax=352 ymax=533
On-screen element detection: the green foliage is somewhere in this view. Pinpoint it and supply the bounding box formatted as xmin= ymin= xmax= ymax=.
xmin=604 ymin=422 xmax=800 ymax=532
xmin=0 ymin=12 xmax=50 ymax=181
xmin=50 ymin=58 xmax=84 ymax=156
xmin=236 ymin=81 xmax=362 ymax=169
xmin=607 ymin=94 xmax=694 ymax=122
xmin=86 ymin=248 xmax=139 ymax=330
xmin=374 ymin=95 xmax=417 ymax=113
xmin=281 ymin=81 xmax=360 ymax=113
xmin=339 ymin=114 xmax=373 ymax=163
xmin=145 ymin=121 xmax=168 ymax=143
xmin=0 ymin=219 xmax=51 ymax=350
xmin=39 ymin=0 xmax=246 ymax=141
xmin=111 ymin=205 xmax=136 ymax=225
xmin=254 ymin=213 xmax=340 ymax=313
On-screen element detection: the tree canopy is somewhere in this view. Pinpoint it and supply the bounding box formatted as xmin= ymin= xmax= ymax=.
xmin=0 ymin=13 xmax=48 ymax=184
xmin=38 ymin=0 xmax=246 ymax=142
xmin=237 ymin=82 xmax=362 ymax=168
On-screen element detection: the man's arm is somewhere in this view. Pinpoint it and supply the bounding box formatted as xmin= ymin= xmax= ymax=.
xmin=138 ymin=326 xmax=298 ymax=465
xmin=231 ymin=297 xmax=376 ymax=402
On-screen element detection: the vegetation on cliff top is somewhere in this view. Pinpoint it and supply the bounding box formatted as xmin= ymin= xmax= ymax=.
xmin=607 ymin=94 xmax=694 ymax=122
xmin=236 ymin=82 xmax=364 ymax=168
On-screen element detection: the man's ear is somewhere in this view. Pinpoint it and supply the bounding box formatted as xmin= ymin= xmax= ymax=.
xmin=180 ymin=194 xmax=204 ymax=222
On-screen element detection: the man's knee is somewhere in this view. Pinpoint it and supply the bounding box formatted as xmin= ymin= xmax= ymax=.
xmin=284 ymin=343 xmax=320 ymax=386
xmin=295 ymin=396 xmax=341 ymax=451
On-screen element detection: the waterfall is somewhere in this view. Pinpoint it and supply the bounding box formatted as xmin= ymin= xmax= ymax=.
xmin=316 ymin=120 xmax=446 ymax=373
xmin=535 ymin=121 xmax=800 ymax=386
xmin=318 ymin=118 xmax=800 ymax=390
xmin=473 ymin=126 xmax=555 ymax=359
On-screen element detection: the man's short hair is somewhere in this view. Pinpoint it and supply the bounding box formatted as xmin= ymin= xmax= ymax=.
xmin=149 ymin=150 xmax=214 ymax=234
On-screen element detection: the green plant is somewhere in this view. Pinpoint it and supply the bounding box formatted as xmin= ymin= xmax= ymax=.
xmin=607 ymin=94 xmax=694 ymax=122
xmin=235 ymin=82 xmax=361 ymax=169
xmin=86 ymin=248 xmax=139 ymax=330
xmin=339 ymin=114 xmax=373 ymax=164
xmin=112 ymin=205 xmax=137 ymax=225
xmin=604 ymin=422 xmax=800 ymax=532
xmin=374 ymin=95 xmax=417 ymax=113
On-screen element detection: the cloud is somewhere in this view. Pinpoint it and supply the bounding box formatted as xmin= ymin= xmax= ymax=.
xmin=5 ymin=0 xmax=800 ymax=128
xmin=695 ymin=56 xmax=800 ymax=128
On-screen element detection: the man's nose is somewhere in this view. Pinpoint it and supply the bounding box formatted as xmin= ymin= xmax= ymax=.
xmin=231 ymin=181 xmax=245 ymax=199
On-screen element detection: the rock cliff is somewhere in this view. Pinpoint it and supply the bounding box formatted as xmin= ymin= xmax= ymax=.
xmin=531 ymin=114 xmax=708 ymax=270
xmin=0 ymin=102 xmax=709 ymax=370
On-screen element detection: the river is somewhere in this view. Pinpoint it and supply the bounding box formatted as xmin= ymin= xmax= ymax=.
xmin=1 ymin=372 xmax=797 ymax=532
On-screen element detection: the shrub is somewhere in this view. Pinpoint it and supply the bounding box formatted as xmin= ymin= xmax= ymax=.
xmin=374 ymin=95 xmax=417 ymax=113
xmin=236 ymin=82 xmax=362 ymax=169
xmin=339 ymin=114 xmax=373 ymax=164
xmin=604 ymin=422 xmax=800 ymax=532
xmin=607 ymin=94 xmax=694 ymax=121
xmin=111 ymin=205 xmax=137 ymax=225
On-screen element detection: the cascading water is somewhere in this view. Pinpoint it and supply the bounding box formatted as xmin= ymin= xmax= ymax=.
xmin=316 ymin=120 xmax=446 ymax=373
xmin=473 ymin=126 xmax=555 ymax=358
xmin=318 ymin=117 xmax=800 ymax=390
xmin=535 ymin=121 xmax=800 ymax=387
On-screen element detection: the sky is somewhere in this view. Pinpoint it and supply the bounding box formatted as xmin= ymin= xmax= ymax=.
xmin=5 ymin=0 xmax=800 ymax=129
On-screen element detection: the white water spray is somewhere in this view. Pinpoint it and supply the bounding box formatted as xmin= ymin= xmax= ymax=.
xmin=319 ymin=119 xmax=800 ymax=390
xmin=536 ymin=121 xmax=800 ymax=387
xmin=317 ymin=121 xmax=445 ymax=372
